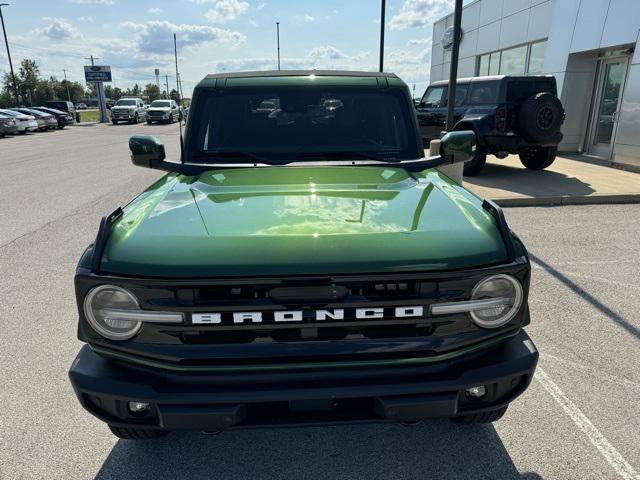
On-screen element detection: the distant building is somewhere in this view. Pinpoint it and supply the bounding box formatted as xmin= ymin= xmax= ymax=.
xmin=430 ymin=0 xmax=640 ymax=169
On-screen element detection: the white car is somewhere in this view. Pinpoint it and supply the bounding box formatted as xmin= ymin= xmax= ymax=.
xmin=0 ymin=108 xmax=39 ymax=134
xmin=110 ymin=98 xmax=147 ymax=124
xmin=146 ymin=99 xmax=181 ymax=124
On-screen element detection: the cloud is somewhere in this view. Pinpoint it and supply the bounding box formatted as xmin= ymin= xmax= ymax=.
xmin=390 ymin=0 xmax=452 ymax=30
xmin=303 ymin=15 xmax=316 ymax=22
xmin=68 ymin=0 xmax=114 ymax=5
xmin=203 ymin=0 xmax=249 ymax=23
xmin=34 ymin=18 xmax=83 ymax=41
xmin=77 ymin=16 xmax=94 ymax=23
xmin=257 ymin=2 xmax=267 ymax=9
xmin=147 ymin=8 xmax=162 ymax=14
xmin=121 ymin=20 xmax=245 ymax=55
xmin=408 ymin=37 xmax=432 ymax=46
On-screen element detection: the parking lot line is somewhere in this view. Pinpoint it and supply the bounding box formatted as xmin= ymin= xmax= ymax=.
xmin=535 ymin=368 xmax=640 ymax=480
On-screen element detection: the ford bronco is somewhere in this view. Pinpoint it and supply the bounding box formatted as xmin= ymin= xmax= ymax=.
xmin=69 ymin=70 xmax=538 ymax=440
xmin=417 ymin=75 xmax=564 ymax=175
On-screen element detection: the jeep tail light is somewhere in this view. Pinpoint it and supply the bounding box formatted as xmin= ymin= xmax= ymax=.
xmin=495 ymin=107 xmax=508 ymax=132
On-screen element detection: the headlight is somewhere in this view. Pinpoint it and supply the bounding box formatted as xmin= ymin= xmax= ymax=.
xmin=430 ymin=274 xmax=523 ymax=329
xmin=84 ymin=285 xmax=142 ymax=340
xmin=83 ymin=285 xmax=184 ymax=341
xmin=469 ymin=274 xmax=523 ymax=328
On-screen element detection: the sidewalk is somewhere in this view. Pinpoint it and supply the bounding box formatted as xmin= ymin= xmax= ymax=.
xmin=463 ymin=154 xmax=640 ymax=207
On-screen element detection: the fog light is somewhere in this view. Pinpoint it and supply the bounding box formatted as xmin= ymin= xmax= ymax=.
xmin=128 ymin=401 xmax=151 ymax=416
xmin=465 ymin=385 xmax=486 ymax=399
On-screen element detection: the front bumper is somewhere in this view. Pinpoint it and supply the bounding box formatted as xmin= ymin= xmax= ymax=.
xmin=69 ymin=330 xmax=538 ymax=431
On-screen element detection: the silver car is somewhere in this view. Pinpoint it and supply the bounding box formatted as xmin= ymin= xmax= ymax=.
xmin=11 ymin=108 xmax=57 ymax=130
xmin=0 ymin=108 xmax=38 ymax=134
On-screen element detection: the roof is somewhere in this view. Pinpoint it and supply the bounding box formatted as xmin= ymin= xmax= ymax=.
xmin=204 ymin=70 xmax=399 ymax=80
xmin=194 ymin=70 xmax=408 ymax=89
xmin=428 ymin=74 xmax=555 ymax=86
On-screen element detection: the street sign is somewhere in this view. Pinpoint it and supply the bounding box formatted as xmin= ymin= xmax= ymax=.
xmin=84 ymin=65 xmax=112 ymax=82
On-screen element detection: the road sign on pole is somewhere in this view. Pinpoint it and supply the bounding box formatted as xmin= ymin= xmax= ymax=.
xmin=84 ymin=62 xmax=110 ymax=123
xmin=84 ymin=65 xmax=112 ymax=83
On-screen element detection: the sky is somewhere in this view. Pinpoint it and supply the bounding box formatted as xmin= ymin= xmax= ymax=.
xmin=0 ymin=0 xmax=460 ymax=97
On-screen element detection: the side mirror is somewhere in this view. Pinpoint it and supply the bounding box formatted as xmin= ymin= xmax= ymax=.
xmin=440 ymin=130 xmax=476 ymax=164
xmin=414 ymin=99 xmax=421 ymax=108
xmin=129 ymin=135 xmax=166 ymax=168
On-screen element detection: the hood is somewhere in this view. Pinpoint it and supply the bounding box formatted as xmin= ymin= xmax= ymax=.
xmin=99 ymin=167 xmax=507 ymax=277
xmin=112 ymin=105 xmax=134 ymax=110
xmin=148 ymin=107 xmax=171 ymax=112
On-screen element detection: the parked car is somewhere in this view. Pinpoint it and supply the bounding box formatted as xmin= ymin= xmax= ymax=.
xmin=75 ymin=102 xmax=87 ymax=110
xmin=10 ymin=108 xmax=55 ymax=131
xmin=146 ymin=99 xmax=180 ymax=124
xmin=69 ymin=70 xmax=538 ymax=440
xmin=32 ymin=106 xmax=74 ymax=129
xmin=0 ymin=112 xmax=18 ymax=137
xmin=47 ymin=100 xmax=78 ymax=120
xmin=416 ymin=75 xmax=565 ymax=175
xmin=0 ymin=108 xmax=38 ymax=133
xmin=111 ymin=98 xmax=147 ymax=124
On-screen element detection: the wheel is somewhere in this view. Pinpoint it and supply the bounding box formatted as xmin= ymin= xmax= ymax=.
xmin=112 ymin=120 xmax=118 ymax=125
xmin=19 ymin=130 xmax=26 ymax=135
xmin=108 ymin=425 xmax=167 ymax=440
xmin=147 ymin=119 xmax=152 ymax=125
xmin=133 ymin=113 xmax=139 ymax=124
xmin=452 ymin=406 xmax=508 ymax=424
xmin=463 ymin=146 xmax=487 ymax=176
xmin=168 ymin=114 xmax=174 ymax=124
xmin=519 ymin=146 xmax=557 ymax=170
xmin=517 ymin=92 xmax=564 ymax=143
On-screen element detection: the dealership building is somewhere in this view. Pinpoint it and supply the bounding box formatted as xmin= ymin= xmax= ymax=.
xmin=430 ymin=0 xmax=640 ymax=169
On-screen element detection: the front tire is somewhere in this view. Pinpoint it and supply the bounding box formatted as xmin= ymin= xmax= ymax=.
xmin=147 ymin=119 xmax=152 ymax=125
xmin=452 ymin=406 xmax=508 ymax=424
xmin=519 ymin=146 xmax=557 ymax=170
xmin=133 ymin=113 xmax=139 ymax=124
xmin=108 ymin=425 xmax=167 ymax=440
xmin=463 ymin=146 xmax=487 ymax=176
xmin=112 ymin=120 xmax=118 ymax=125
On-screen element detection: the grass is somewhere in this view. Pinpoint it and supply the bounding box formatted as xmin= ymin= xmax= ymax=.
xmin=78 ymin=109 xmax=111 ymax=123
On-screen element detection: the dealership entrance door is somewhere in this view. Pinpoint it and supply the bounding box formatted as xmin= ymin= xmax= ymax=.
xmin=587 ymin=55 xmax=629 ymax=159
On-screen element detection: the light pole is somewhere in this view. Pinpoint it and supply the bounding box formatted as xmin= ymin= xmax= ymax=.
xmin=0 ymin=3 xmax=19 ymax=105
xmin=62 ymin=68 xmax=71 ymax=101
xmin=276 ymin=22 xmax=280 ymax=70
xmin=445 ymin=0 xmax=463 ymax=132
xmin=378 ymin=0 xmax=386 ymax=72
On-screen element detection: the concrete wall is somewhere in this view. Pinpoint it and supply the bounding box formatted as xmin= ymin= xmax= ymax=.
xmin=614 ymin=35 xmax=640 ymax=168
xmin=430 ymin=0 xmax=552 ymax=83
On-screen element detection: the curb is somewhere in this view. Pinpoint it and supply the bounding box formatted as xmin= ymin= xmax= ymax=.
xmin=491 ymin=193 xmax=640 ymax=207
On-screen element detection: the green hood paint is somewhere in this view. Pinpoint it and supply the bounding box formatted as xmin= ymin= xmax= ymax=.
xmin=97 ymin=167 xmax=507 ymax=277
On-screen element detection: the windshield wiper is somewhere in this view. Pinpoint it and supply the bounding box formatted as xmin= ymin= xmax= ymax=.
xmin=294 ymin=150 xmax=400 ymax=161
xmin=193 ymin=151 xmax=270 ymax=162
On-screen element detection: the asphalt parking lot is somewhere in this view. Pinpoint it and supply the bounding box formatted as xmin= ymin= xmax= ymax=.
xmin=0 ymin=123 xmax=639 ymax=480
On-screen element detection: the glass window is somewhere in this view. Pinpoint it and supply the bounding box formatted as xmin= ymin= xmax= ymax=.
xmin=478 ymin=54 xmax=490 ymax=76
xmin=468 ymin=82 xmax=498 ymax=104
xmin=528 ymin=41 xmax=547 ymax=74
xmin=499 ymin=45 xmax=527 ymax=75
xmin=489 ymin=52 xmax=501 ymax=75
xmin=443 ymin=84 xmax=469 ymax=106
xmin=421 ymin=86 xmax=446 ymax=107
xmin=189 ymin=87 xmax=420 ymax=161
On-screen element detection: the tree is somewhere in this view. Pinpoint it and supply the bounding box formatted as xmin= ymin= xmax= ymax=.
xmin=18 ymin=59 xmax=40 ymax=105
xmin=169 ymin=89 xmax=180 ymax=103
xmin=143 ymin=83 xmax=160 ymax=102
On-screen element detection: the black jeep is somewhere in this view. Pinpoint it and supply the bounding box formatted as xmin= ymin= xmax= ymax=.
xmin=416 ymin=75 xmax=564 ymax=175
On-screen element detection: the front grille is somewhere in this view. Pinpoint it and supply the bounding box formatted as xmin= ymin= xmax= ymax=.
xmin=152 ymin=279 xmax=449 ymax=345
xmin=148 ymin=111 xmax=167 ymax=119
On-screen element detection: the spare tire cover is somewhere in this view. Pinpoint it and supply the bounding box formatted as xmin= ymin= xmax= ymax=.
xmin=517 ymin=92 xmax=564 ymax=143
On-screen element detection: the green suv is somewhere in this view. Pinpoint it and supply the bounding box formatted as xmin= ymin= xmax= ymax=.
xmin=69 ymin=70 xmax=538 ymax=440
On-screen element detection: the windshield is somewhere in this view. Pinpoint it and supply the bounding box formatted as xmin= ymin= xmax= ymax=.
xmin=188 ymin=87 xmax=419 ymax=163
xmin=151 ymin=100 xmax=171 ymax=107
xmin=116 ymin=99 xmax=137 ymax=106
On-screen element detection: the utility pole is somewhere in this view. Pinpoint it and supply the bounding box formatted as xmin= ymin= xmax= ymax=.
xmin=62 ymin=68 xmax=71 ymax=101
xmin=0 ymin=3 xmax=19 ymax=105
xmin=378 ymin=0 xmax=386 ymax=72
xmin=165 ymin=74 xmax=169 ymax=99
xmin=276 ymin=22 xmax=281 ymax=70
xmin=445 ymin=0 xmax=463 ymax=132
